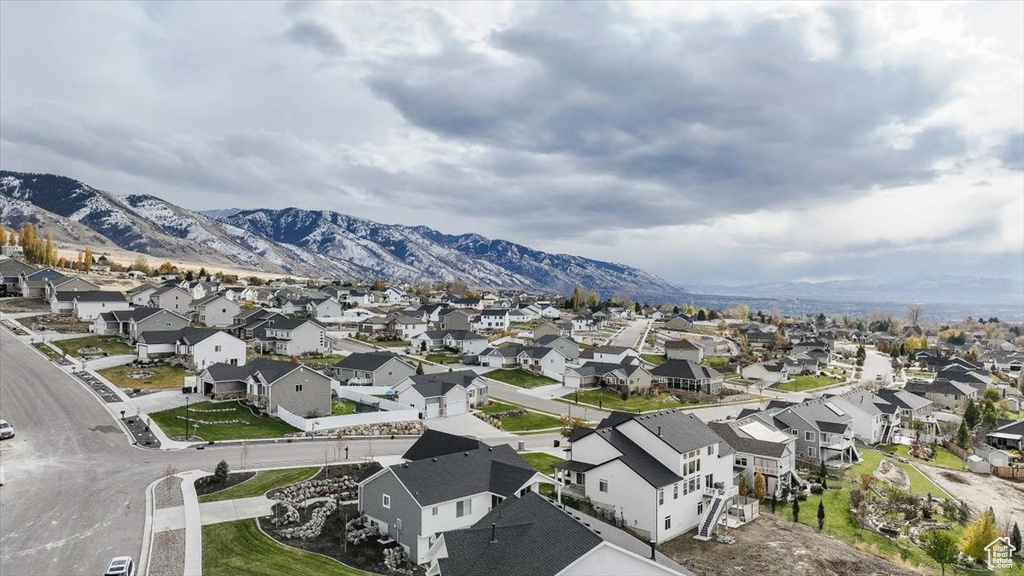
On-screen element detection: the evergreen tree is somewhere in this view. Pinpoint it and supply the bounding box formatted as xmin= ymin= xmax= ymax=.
xmin=964 ymin=399 xmax=980 ymax=428
xmin=955 ymin=419 xmax=970 ymax=449
xmin=753 ymin=472 xmax=766 ymax=500
xmin=214 ymin=460 xmax=230 ymax=484
xmin=416 ymin=361 xmax=424 ymax=375
xmin=738 ymin=474 xmax=748 ymax=497
xmin=1012 ymin=522 xmax=1021 ymax=561
xmin=817 ymin=501 xmax=825 ymax=530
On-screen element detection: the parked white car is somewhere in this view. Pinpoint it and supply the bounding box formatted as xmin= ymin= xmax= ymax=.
xmin=0 ymin=419 xmax=14 ymax=440
xmin=103 ymin=556 xmax=135 ymax=576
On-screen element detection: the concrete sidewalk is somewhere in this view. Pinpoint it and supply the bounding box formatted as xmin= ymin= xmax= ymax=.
xmin=200 ymin=496 xmax=275 ymax=526
xmin=180 ymin=470 xmax=205 ymax=576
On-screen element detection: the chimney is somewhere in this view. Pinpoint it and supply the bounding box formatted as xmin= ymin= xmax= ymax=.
xmin=490 ymin=523 xmax=497 ymax=544
xmin=657 ymin=426 xmax=662 ymax=437
xmin=649 ymin=540 xmax=656 ymax=559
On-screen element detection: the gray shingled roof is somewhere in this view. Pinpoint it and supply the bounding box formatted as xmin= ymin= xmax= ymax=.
xmin=708 ymin=421 xmax=788 ymax=458
xmin=664 ymin=339 xmax=700 ymax=350
xmin=203 ymin=358 xmax=302 ymax=384
xmin=334 ymin=351 xmax=406 ymax=372
xmin=650 ymin=359 xmax=720 ymax=380
xmin=56 ymin=290 xmax=127 ymax=303
xmin=401 ymin=430 xmax=484 ymax=462
xmin=387 ymin=444 xmax=536 ymax=506
xmin=436 ymin=492 xmax=602 ymax=576
xmin=595 ymin=428 xmax=682 ymax=488
xmin=632 ymin=409 xmax=733 ymax=456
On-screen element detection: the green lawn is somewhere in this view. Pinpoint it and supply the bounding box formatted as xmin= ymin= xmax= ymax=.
xmin=878 ymin=443 xmax=965 ymax=471
xmin=32 ymin=342 xmax=62 ymax=360
xmin=98 ymin=364 xmax=194 ymax=390
xmin=558 ymin=388 xmax=687 ymax=412
xmin=331 ymin=400 xmax=357 ymax=416
xmin=771 ymin=375 xmax=840 ymax=392
xmin=203 ymin=519 xmax=371 ymax=576
xmin=723 ymin=372 xmax=742 ymax=381
xmin=149 ymin=400 xmax=300 ymax=441
xmin=199 ymin=467 xmax=320 ymax=503
xmin=521 ymin=453 xmax=564 ymax=476
xmin=478 ymin=401 xmax=562 ymax=432
xmin=54 ymin=335 xmax=133 ymax=356
xmin=846 ymin=448 xmax=944 ymax=497
xmin=640 ymin=354 xmax=665 ymax=365
xmin=426 ymin=353 xmax=462 ymax=364
xmin=483 ymin=368 xmax=558 ymax=389
xmin=578 ymin=342 xmax=594 ymax=349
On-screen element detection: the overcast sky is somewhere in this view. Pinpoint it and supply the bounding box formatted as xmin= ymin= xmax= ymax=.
xmin=2 ymin=1 xmax=1022 ymax=287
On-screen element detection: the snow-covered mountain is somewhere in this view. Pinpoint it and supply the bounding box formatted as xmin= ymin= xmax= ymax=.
xmin=0 ymin=170 xmax=683 ymax=299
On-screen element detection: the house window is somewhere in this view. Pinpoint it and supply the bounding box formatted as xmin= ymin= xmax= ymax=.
xmin=456 ymin=499 xmax=472 ymax=517
xmin=382 ymin=494 xmax=391 ymax=509
xmin=295 ymin=384 xmax=303 ymax=392
xmin=805 ymin=431 xmax=815 ymax=442
xmin=673 ymin=484 xmax=679 ymax=500
xmin=808 ymin=447 xmax=816 ymax=457
xmin=790 ymin=429 xmax=798 ymax=436
xmin=658 ymin=489 xmax=664 ymax=505
xmin=215 ymin=345 xmax=222 ymax=352
xmin=432 ymin=507 xmax=438 ymax=516
xmin=697 ymin=502 xmax=704 ymax=515
xmin=708 ymin=445 xmax=714 ymax=455
xmin=599 ymin=479 xmax=608 ymax=493
xmin=665 ymin=516 xmax=672 ymax=530
xmin=735 ymin=456 xmax=748 ymax=467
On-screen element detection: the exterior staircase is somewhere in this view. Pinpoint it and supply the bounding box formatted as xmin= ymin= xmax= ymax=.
xmin=694 ymin=485 xmax=738 ymax=541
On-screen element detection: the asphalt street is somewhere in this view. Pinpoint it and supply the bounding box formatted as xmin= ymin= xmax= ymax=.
xmin=0 ymin=327 xmax=418 ymax=576
xmin=607 ymin=319 xmax=651 ymax=348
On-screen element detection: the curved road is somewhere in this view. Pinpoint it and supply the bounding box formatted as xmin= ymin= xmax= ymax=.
xmin=0 ymin=327 xmax=416 ymax=576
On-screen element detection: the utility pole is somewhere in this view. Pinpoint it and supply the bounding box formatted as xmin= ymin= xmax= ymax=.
xmin=185 ymin=396 xmax=190 ymax=441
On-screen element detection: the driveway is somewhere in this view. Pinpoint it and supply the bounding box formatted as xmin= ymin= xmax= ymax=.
xmin=425 ymin=414 xmax=563 ymax=448
xmin=606 ymin=319 xmax=650 ymax=348
xmin=486 ymin=379 xmax=611 ymax=422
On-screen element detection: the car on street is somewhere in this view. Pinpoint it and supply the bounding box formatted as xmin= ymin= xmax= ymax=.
xmin=103 ymin=556 xmax=135 ymax=576
xmin=0 ymin=419 xmax=14 ymax=440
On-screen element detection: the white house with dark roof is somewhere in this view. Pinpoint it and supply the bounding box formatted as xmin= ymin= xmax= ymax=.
xmin=394 ymin=370 xmax=489 ymax=418
xmin=515 ymin=346 xmax=567 ymax=381
xmin=54 ymin=290 xmax=131 ymax=320
xmin=478 ymin=346 xmax=521 ymax=369
xmin=359 ymin=439 xmax=545 ymax=564
xmin=189 ymin=293 xmax=240 ymax=327
xmin=333 ymin=351 xmax=416 ymax=387
xmin=410 ymin=330 xmax=489 ymax=356
xmin=564 ymin=362 xmax=652 ymax=391
xmin=475 ymin=308 xmax=510 ymax=332
xmin=137 ymin=328 xmax=246 ymax=370
xmin=555 ymin=409 xmax=738 ymax=543
xmin=149 ymin=285 xmax=193 ymax=315
xmin=580 ymin=345 xmax=639 ymax=365
xmin=426 ymin=492 xmax=685 ymax=576
xmin=650 ymin=360 xmax=723 ymax=394
xmin=710 ymin=415 xmax=797 ymax=497
xmin=904 ymin=378 xmax=977 ymax=410
xmin=741 ymin=360 xmax=789 ymax=384
xmin=253 ymin=317 xmax=330 ymax=356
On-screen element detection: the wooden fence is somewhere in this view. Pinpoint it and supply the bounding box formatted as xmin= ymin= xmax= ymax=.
xmin=941 ymin=439 xmax=972 ymax=460
xmin=991 ymin=466 xmax=1024 ymax=480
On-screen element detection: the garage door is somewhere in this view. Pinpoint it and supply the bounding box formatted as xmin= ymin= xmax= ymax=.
xmin=425 ymin=401 xmax=440 ymax=419
xmin=446 ymin=399 xmax=466 ymax=416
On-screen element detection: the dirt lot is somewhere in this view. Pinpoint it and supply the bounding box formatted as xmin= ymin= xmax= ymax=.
xmin=0 ymin=297 xmax=49 ymax=313
xmin=31 ymin=313 xmax=93 ymax=334
xmin=918 ymin=462 xmax=1024 ymax=525
xmin=661 ymin=514 xmax=923 ymax=576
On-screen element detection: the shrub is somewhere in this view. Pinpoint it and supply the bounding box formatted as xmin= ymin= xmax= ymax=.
xmin=214 ymin=460 xmax=230 ymax=484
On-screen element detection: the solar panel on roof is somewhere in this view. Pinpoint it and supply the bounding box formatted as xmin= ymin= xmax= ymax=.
xmin=739 ymin=421 xmax=790 ymax=443
xmin=824 ymin=402 xmax=846 ymax=416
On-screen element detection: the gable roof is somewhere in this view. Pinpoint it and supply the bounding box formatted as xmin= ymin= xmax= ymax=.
xmin=403 ymin=370 xmax=481 ymax=398
xmin=203 ymin=358 xmax=305 ymax=384
xmin=0 ymin=258 xmax=36 ymax=276
xmin=401 ymin=430 xmax=484 ymax=462
xmin=23 ymin=268 xmax=67 ymax=284
xmin=436 ymin=493 xmax=602 ymax=576
xmin=55 ymin=290 xmax=127 ymax=303
xmin=386 ymin=444 xmax=536 ymax=506
xmin=533 ymin=334 xmax=576 ymax=347
xmin=334 ymin=351 xmax=409 ymax=372
xmin=650 ymin=359 xmax=720 ymax=380
xmin=663 ymin=339 xmax=700 ymax=350
xmin=709 ymin=420 xmax=789 ymax=458
xmin=594 ymin=428 xmax=682 ymax=488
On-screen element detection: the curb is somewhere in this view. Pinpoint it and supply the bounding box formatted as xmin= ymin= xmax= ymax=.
xmin=141 ymin=476 xmax=160 ymax=576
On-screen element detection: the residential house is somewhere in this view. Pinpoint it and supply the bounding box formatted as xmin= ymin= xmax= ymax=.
xmin=873 ymin=389 xmax=935 ymax=432
xmin=426 ymin=492 xmax=684 ymax=576
xmin=18 ymin=268 xmax=68 ymax=298
xmin=792 ymin=340 xmax=831 ymax=357
xmin=533 ymin=334 xmax=581 ymax=361
xmin=823 ymin=389 xmax=890 ymax=445
xmin=579 ymin=346 xmax=639 ymax=365
xmin=0 ymin=257 xmax=35 ymax=295
xmin=410 ymin=330 xmax=489 ymax=356
xmin=45 ymin=276 xmax=101 ymax=300
xmin=149 ymin=286 xmax=193 ymax=315
xmin=986 ymin=418 xmax=1024 ymax=451
xmin=709 ymin=414 xmax=797 ymax=496
xmin=137 ymin=327 xmax=246 ymax=370
xmin=650 ymin=360 xmax=723 ymax=394
xmin=664 ymin=340 xmax=703 ymax=363
xmin=127 ymin=284 xmax=159 ymax=306
xmin=904 ymin=379 xmax=978 ymax=411
xmin=358 ymin=440 xmax=544 ymax=564
xmin=190 ymin=294 xmax=241 ymax=328
xmin=94 ymin=307 xmax=189 ymax=340
xmin=254 ymin=317 xmax=331 ymax=356
xmin=554 ymin=409 xmax=736 ymax=543
xmin=476 ymin=309 xmax=510 ymax=332
xmin=333 ymin=352 xmax=416 ymax=387
xmin=662 ymin=315 xmax=694 ymax=332
xmin=199 ymin=358 xmax=332 ymax=417
xmin=532 ymin=321 xmax=574 ymax=340
xmin=388 ymin=314 xmax=429 ymax=340
xmin=448 ymin=297 xmax=483 ymax=310
xmin=515 ymin=346 xmax=567 ymax=381
xmin=768 ymin=399 xmax=859 ymax=464
xmin=438 ymin=308 xmax=473 ymax=331
xmin=477 ymin=346 xmax=522 ymax=370
xmin=394 ymin=370 xmax=489 ymax=418
xmin=563 ymin=362 xmax=652 ymax=392
xmin=740 ymin=360 xmax=789 ymax=384
xmin=67 ymin=291 xmax=131 ymax=321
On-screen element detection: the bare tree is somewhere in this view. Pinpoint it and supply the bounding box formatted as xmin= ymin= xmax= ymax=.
xmin=907 ymin=305 xmax=923 ymax=327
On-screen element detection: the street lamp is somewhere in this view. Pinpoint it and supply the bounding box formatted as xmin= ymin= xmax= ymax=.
xmin=185 ymin=396 xmax=190 ymax=441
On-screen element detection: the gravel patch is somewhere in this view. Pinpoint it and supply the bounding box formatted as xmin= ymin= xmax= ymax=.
xmin=155 ymin=476 xmax=184 ymax=509
xmin=148 ymin=528 xmax=185 ymax=576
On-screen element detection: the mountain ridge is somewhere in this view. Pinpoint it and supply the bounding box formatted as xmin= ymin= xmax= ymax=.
xmin=0 ymin=170 xmax=683 ymax=299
